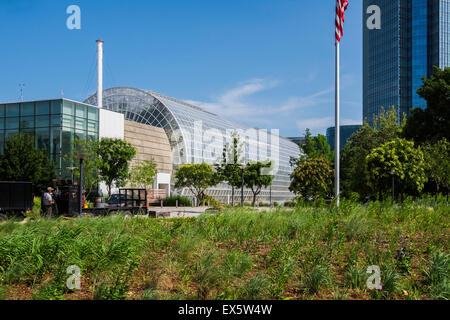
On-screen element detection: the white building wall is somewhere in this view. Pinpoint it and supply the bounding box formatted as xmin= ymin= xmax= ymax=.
xmin=99 ymin=109 xmax=124 ymax=139
xmin=98 ymin=109 xmax=125 ymax=196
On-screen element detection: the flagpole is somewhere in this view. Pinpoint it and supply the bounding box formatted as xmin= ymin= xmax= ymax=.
xmin=335 ymin=41 xmax=340 ymax=207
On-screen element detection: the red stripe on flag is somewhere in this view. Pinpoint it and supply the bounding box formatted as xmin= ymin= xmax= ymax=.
xmin=335 ymin=0 xmax=349 ymax=43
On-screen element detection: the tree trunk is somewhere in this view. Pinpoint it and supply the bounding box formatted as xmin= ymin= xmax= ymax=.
xmin=231 ymin=186 xmax=235 ymax=206
xmin=252 ymin=193 xmax=257 ymax=207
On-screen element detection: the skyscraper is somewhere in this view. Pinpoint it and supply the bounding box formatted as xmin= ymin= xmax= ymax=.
xmin=363 ymin=0 xmax=450 ymax=124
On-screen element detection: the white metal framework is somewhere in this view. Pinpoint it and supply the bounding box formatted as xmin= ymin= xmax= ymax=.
xmin=85 ymin=87 xmax=300 ymax=203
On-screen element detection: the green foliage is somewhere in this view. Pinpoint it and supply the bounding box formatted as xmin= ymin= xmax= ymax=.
xmin=0 ymin=133 xmax=56 ymax=195
xmin=289 ymin=158 xmax=334 ymax=201
xmin=64 ymin=137 xmax=100 ymax=198
xmin=366 ymin=138 xmax=427 ymax=198
xmin=174 ymin=163 xmax=218 ymax=203
xmin=345 ymin=265 xmax=368 ymax=290
xmin=163 ymin=195 xmax=192 ymax=207
xmin=422 ymin=138 xmax=450 ymax=199
xmin=0 ymin=202 xmax=448 ymax=300
xmin=243 ymin=161 xmax=274 ymax=206
xmin=25 ymin=197 xmax=42 ymax=219
xmin=129 ymin=160 xmax=158 ymax=189
xmin=214 ymin=131 xmax=244 ymax=206
xmin=239 ymin=275 xmax=271 ymax=300
xmin=301 ymin=264 xmax=330 ymax=294
xmin=291 ymin=129 xmax=334 ymax=166
xmin=422 ymin=252 xmax=449 ymax=300
xmin=96 ymin=138 xmax=137 ymax=196
xmin=341 ymin=107 xmax=405 ymax=199
xmin=403 ymin=66 xmax=450 ymax=144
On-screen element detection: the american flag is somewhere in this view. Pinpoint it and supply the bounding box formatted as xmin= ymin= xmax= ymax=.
xmin=335 ymin=0 xmax=349 ymax=43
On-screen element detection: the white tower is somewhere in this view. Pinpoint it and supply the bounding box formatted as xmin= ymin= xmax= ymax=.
xmin=96 ymin=40 xmax=104 ymax=109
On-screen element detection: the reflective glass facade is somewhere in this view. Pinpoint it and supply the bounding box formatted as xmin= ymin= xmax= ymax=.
xmin=85 ymin=87 xmax=300 ymax=202
xmin=363 ymin=0 xmax=450 ymax=123
xmin=0 ymin=99 xmax=99 ymax=178
xmin=326 ymin=125 xmax=362 ymax=152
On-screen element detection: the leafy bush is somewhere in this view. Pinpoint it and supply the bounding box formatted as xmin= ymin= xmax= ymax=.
xmin=163 ymin=196 xmax=192 ymax=207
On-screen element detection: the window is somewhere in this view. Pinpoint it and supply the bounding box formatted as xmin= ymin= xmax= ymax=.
xmin=21 ymin=102 xmax=34 ymax=116
xmin=6 ymin=117 xmax=19 ymax=129
xmin=6 ymin=104 xmax=19 ymax=117
xmin=36 ymin=128 xmax=50 ymax=152
xmin=51 ymin=115 xmax=61 ymax=126
xmin=61 ymin=129 xmax=74 ymax=156
xmin=20 ymin=116 xmax=35 ymax=129
xmin=36 ymin=101 xmax=50 ymax=115
xmin=36 ymin=116 xmax=50 ymax=128
xmin=0 ymin=118 xmax=4 ymax=130
xmin=75 ymin=118 xmax=86 ymax=131
xmin=0 ymin=133 xmax=4 ymax=155
xmin=62 ymin=115 xmax=74 ymax=128
xmin=87 ymin=120 xmax=98 ymax=132
xmin=51 ymin=128 xmax=61 ymax=155
xmin=76 ymin=104 xmax=87 ymax=118
xmin=5 ymin=129 xmax=19 ymax=140
xmin=0 ymin=105 xmax=4 ymax=117
xmin=51 ymin=100 xmax=62 ymax=114
xmin=87 ymin=107 xmax=99 ymax=121
xmin=63 ymin=101 xmax=74 ymax=116
xmin=74 ymin=129 xmax=86 ymax=141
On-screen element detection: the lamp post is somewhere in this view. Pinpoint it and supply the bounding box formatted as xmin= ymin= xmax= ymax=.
xmin=66 ymin=166 xmax=77 ymax=184
xmin=269 ymin=185 xmax=272 ymax=207
xmin=75 ymin=153 xmax=89 ymax=215
xmin=239 ymin=164 xmax=246 ymax=207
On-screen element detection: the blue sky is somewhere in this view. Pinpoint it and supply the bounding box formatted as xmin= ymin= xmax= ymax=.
xmin=0 ymin=0 xmax=363 ymax=137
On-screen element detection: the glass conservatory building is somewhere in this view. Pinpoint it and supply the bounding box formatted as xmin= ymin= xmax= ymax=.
xmin=85 ymin=87 xmax=300 ymax=203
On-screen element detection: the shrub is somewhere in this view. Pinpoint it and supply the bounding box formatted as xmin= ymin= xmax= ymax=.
xmin=163 ymin=196 xmax=192 ymax=207
xmin=423 ymin=252 xmax=449 ymax=300
xmin=240 ymin=275 xmax=271 ymax=300
xmin=345 ymin=265 xmax=367 ymax=290
xmin=302 ymin=265 xmax=329 ymax=294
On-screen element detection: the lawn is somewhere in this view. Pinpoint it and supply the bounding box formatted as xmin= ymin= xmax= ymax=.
xmin=0 ymin=199 xmax=448 ymax=300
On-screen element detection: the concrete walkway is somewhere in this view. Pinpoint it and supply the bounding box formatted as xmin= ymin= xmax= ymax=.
xmin=150 ymin=206 xmax=212 ymax=218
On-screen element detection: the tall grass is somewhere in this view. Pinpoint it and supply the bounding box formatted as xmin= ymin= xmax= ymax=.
xmin=0 ymin=200 xmax=448 ymax=300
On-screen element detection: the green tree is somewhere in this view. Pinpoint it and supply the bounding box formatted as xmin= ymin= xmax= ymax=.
xmin=64 ymin=137 xmax=100 ymax=198
xmin=96 ymin=138 xmax=137 ymax=197
xmin=243 ymin=161 xmax=274 ymax=206
xmin=214 ymin=131 xmax=244 ymax=206
xmin=129 ymin=160 xmax=158 ymax=189
xmin=422 ymin=138 xmax=450 ymax=201
xmin=403 ymin=67 xmax=450 ymax=144
xmin=366 ymin=138 xmax=427 ymax=201
xmin=291 ymin=129 xmax=334 ymax=166
xmin=289 ymin=158 xmax=334 ymax=202
xmin=174 ymin=163 xmax=218 ymax=204
xmin=341 ymin=107 xmax=405 ymax=200
xmin=0 ymin=133 xmax=56 ymax=195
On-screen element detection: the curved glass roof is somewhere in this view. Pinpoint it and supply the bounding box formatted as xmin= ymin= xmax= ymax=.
xmin=85 ymin=87 xmax=300 ymax=202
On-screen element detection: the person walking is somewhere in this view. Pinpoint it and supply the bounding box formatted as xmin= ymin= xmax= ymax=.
xmin=42 ymin=187 xmax=55 ymax=218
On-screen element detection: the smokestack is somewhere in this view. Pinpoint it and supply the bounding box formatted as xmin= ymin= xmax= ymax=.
xmin=96 ymin=40 xmax=104 ymax=109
